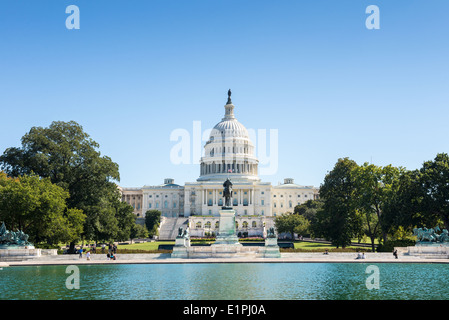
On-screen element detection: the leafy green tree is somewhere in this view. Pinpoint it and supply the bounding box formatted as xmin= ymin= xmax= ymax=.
xmin=115 ymin=201 xmax=138 ymax=242
xmin=316 ymin=158 xmax=362 ymax=248
xmin=274 ymin=213 xmax=310 ymax=240
xmin=381 ymin=169 xmax=424 ymax=237
xmin=294 ymin=199 xmax=323 ymax=223
xmin=419 ymin=153 xmax=449 ymax=229
xmin=144 ymin=210 xmax=162 ymax=237
xmin=0 ymin=121 xmax=120 ymax=251
xmin=130 ymin=223 xmax=149 ymax=243
xmin=352 ymin=163 xmax=403 ymax=251
xmin=0 ymin=173 xmax=85 ymax=245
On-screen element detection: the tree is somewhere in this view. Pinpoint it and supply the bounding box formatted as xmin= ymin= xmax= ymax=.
xmin=294 ymin=199 xmax=323 ymax=223
xmin=274 ymin=213 xmax=310 ymax=240
xmin=130 ymin=223 xmax=149 ymax=243
xmin=144 ymin=210 xmax=162 ymax=237
xmin=352 ymin=163 xmax=403 ymax=251
xmin=381 ymin=169 xmax=424 ymax=237
xmin=0 ymin=173 xmax=85 ymax=245
xmin=316 ymin=158 xmax=362 ymax=248
xmin=114 ymin=201 xmax=137 ymax=242
xmin=0 ymin=121 xmax=120 ymax=251
xmin=419 ymin=153 xmax=449 ymax=229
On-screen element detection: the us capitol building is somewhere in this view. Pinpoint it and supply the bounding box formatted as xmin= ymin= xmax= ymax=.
xmin=119 ymin=91 xmax=319 ymax=239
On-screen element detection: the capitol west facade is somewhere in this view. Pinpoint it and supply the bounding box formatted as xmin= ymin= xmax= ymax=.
xmin=119 ymin=93 xmax=319 ymax=238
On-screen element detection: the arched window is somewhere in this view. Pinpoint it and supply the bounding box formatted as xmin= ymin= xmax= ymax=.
xmin=205 ymin=221 xmax=211 ymax=229
xmin=289 ymin=201 xmax=292 ymax=208
xmin=235 ymin=221 xmax=239 ymax=229
xmin=215 ymin=221 xmax=219 ymax=229
xmin=242 ymin=221 xmax=248 ymax=228
xmin=252 ymin=221 xmax=257 ymax=228
xmin=196 ymin=222 xmax=202 ymax=228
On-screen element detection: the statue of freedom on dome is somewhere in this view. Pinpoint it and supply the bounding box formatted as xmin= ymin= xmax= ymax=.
xmin=227 ymin=89 xmax=232 ymax=104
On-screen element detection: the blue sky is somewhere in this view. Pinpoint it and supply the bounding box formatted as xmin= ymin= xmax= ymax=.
xmin=0 ymin=0 xmax=448 ymax=188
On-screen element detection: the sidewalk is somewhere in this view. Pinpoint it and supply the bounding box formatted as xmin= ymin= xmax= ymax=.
xmin=3 ymin=252 xmax=449 ymax=266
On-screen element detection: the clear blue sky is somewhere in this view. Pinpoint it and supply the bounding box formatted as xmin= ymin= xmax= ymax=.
xmin=0 ymin=0 xmax=448 ymax=188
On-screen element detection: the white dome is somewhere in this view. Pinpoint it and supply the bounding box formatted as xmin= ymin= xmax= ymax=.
xmin=211 ymin=119 xmax=249 ymax=140
xmin=197 ymin=93 xmax=259 ymax=182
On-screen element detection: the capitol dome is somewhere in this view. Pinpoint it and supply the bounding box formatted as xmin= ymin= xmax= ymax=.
xmin=197 ymin=90 xmax=259 ymax=182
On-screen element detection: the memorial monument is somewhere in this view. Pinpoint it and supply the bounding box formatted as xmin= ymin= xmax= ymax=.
xmin=404 ymin=225 xmax=449 ymax=258
xmin=212 ymin=178 xmax=241 ymax=246
xmin=0 ymin=222 xmax=48 ymax=261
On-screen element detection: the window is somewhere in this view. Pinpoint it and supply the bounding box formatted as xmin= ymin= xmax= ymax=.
xmin=196 ymin=222 xmax=202 ymax=228
xmin=173 ymin=202 xmax=176 ymax=208
xmin=205 ymin=221 xmax=211 ymax=228
xmin=252 ymin=221 xmax=257 ymax=228
xmin=149 ymin=203 xmax=152 ymax=208
xmin=242 ymin=221 xmax=248 ymax=228
xmin=289 ymin=201 xmax=292 ymax=208
xmin=274 ymin=202 xmax=277 ymax=208
xmin=215 ymin=221 xmax=219 ymax=229
xmin=261 ymin=191 xmax=264 ymax=195
xmin=233 ymin=198 xmax=238 ymax=206
xmin=208 ymin=199 xmax=213 ymax=206
xmin=243 ymin=198 xmax=248 ymax=206
xmin=218 ymin=199 xmax=223 ymax=206
xmin=261 ymin=199 xmax=264 ymax=205
xmin=164 ymin=201 xmax=168 ymax=208
xmin=261 ymin=210 xmax=264 ymax=215
xmin=156 ymin=202 xmax=159 ymax=208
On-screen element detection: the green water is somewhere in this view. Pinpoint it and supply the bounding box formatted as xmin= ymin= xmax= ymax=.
xmin=1 ymin=263 xmax=448 ymax=300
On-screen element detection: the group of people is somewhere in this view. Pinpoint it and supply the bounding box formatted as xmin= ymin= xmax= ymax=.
xmin=76 ymin=243 xmax=118 ymax=261
xmin=355 ymin=252 xmax=366 ymax=259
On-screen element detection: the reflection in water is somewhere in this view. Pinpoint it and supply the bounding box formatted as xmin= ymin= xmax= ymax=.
xmin=1 ymin=263 xmax=449 ymax=300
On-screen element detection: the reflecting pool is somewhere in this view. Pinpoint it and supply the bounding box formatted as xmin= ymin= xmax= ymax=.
xmin=1 ymin=263 xmax=448 ymax=300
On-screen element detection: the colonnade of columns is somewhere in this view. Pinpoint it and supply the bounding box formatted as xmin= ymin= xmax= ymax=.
xmin=200 ymin=161 xmax=258 ymax=176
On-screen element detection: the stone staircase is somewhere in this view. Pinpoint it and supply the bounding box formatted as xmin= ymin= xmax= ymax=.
xmin=158 ymin=217 xmax=189 ymax=240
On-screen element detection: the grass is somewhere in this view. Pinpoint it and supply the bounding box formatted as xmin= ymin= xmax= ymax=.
xmin=290 ymin=241 xmax=372 ymax=252
xmin=114 ymin=240 xmax=374 ymax=253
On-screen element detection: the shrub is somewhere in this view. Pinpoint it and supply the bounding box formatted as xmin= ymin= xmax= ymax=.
xmin=377 ymin=239 xmax=415 ymax=252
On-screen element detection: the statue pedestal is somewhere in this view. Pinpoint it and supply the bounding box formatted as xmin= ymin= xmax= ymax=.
xmin=212 ymin=209 xmax=241 ymax=247
xmin=262 ymin=237 xmax=281 ymax=258
xmin=171 ymin=237 xmax=191 ymax=258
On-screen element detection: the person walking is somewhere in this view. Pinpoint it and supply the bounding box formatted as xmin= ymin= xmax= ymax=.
xmin=393 ymin=249 xmax=398 ymax=259
xmin=79 ymin=247 xmax=83 ymax=259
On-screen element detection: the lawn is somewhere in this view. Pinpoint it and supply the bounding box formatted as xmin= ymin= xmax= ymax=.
xmin=292 ymin=241 xmax=370 ymax=251
xmin=116 ymin=240 xmax=372 ymax=253
xmin=117 ymin=241 xmax=174 ymax=251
